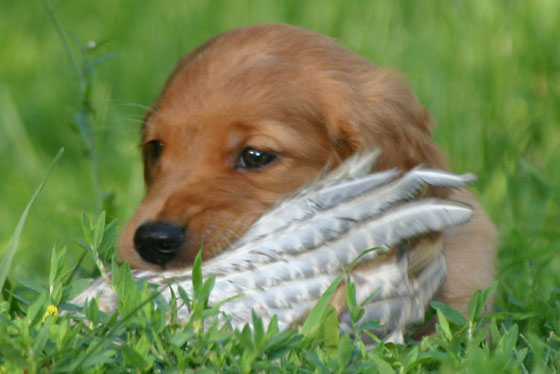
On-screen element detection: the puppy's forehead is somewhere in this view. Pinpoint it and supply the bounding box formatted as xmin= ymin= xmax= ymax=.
xmin=144 ymin=61 xmax=321 ymax=141
xmin=143 ymin=23 xmax=362 ymax=138
xmin=141 ymin=25 xmax=345 ymax=158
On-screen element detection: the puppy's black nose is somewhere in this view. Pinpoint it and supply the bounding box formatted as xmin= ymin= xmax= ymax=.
xmin=133 ymin=221 xmax=185 ymax=267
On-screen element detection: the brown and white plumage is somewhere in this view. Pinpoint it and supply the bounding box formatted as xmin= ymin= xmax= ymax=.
xmin=72 ymin=151 xmax=474 ymax=341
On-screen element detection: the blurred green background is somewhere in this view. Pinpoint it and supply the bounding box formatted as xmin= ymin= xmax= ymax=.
xmin=1 ymin=0 xmax=559 ymax=290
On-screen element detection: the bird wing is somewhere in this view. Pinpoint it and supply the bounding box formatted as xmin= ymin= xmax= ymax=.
xmin=71 ymin=151 xmax=474 ymax=340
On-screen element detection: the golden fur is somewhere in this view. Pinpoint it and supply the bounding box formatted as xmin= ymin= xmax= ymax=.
xmin=118 ymin=24 xmax=496 ymax=314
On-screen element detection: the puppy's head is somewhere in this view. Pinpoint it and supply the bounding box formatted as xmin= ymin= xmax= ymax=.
xmin=119 ymin=24 xmax=446 ymax=270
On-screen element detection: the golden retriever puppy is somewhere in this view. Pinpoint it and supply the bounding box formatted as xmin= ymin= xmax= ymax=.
xmin=118 ymin=24 xmax=496 ymax=315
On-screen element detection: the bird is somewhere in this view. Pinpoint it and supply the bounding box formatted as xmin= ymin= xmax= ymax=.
xmin=71 ymin=150 xmax=475 ymax=342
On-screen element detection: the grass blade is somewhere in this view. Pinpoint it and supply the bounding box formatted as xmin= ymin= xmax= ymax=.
xmin=0 ymin=148 xmax=64 ymax=297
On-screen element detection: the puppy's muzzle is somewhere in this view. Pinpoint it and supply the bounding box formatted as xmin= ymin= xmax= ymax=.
xmin=133 ymin=221 xmax=185 ymax=267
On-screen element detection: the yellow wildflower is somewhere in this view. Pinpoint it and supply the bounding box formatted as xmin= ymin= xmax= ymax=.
xmin=42 ymin=304 xmax=59 ymax=322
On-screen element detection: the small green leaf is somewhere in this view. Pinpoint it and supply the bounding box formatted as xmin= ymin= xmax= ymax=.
xmin=80 ymin=348 xmax=116 ymax=371
xmin=263 ymin=328 xmax=297 ymax=352
xmin=238 ymin=324 xmax=254 ymax=350
xmin=133 ymin=334 xmax=152 ymax=360
xmin=481 ymin=281 xmax=498 ymax=307
xmin=84 ymin=297 xmax=100 ymax=325
xmin=93 ymin=212 xmax=106 ymax=250
xmin=345 ymin=277 xmax=357 ymax=311
xmin=98 ymin=219 xmax=117 ymax=258
xmin=489 ymin=311 xmax=535 ymax=320
xmin=468 ymin=290 xmax=483 ymax=322
xmin=170 ymin=331 xmax=194 ymax=347
xmin=345 ymin=277 xmax=364 ymax=324
xmin=430 ymin=301 xmax=468 ymax=327
xmin=32 ymin=322 xmax=51 ymax=359
xmin=15 ymin=273 xmax=47 ymax=295
xmin=192 ymin=250 xmax=203 ymax=292
xmin=49 ymin=247 xmax=59 ymax=287
xmin=338 ymin=333 xmax=353 ymax=369
xmin=436 ymin=308 xmax=453 ymax=341
xmin=303 ymin=349 xmax=329 ymax=374
xmin=497 ymin=323 xmax=519 ymax=354
xmin=252 ymin=310 xmax=265 ymax=348
xmin=360 ymin=287 xmax=381 ymax=307
xmin=196 ymin=275 xmax=215 ymax=308
xmin=25 ymin=291 xmax=48 ymax=327
xmin=176 ymin=284 xmax=192 ymax=306
xmin=490 ymin=318 xmax=500 ymax=345
xmin=121 ymin=344 xmax=151 ymax=370
xmin=81 ymin=212 xmax=93 ymax=246
xmin=50 ymin=283 xmax=63 ymax=305
xmin=61 ymin=278 xmax=93 ymax=302
xmin=368 ymin=353 xmax=395 ymax=374
xmin=301 ymin=271 xmax=345 ymax=338
xmin=403 ymin=345 xmax=419 ymax=371
xmin=265 ymin=314 xmax=279 ymax=339
xmin=320 ymin=305 xmax=340 ymax=358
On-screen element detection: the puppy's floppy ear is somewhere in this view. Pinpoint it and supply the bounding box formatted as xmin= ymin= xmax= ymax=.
xmin=360 ymin=68 xmax=447 ymax=170
xmin=324 ymin=67 xmax=447 ymax=171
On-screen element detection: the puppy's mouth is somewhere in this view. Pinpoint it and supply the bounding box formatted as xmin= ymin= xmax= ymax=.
xmin=133 ymin=220 xmax=186 ymax=268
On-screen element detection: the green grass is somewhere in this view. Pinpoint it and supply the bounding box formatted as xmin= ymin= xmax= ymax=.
xmin=1 ymin=0 xmax=559 ymax=372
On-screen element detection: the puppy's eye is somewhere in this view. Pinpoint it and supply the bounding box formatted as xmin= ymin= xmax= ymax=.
xmin=148 ymin=140 xmax=163 ymax=161
xmin=238 ymin=147 xmax=277 ymax=169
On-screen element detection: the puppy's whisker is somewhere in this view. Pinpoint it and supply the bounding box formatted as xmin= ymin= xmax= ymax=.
xmin=120 ymin=117 xmax=150 ymax=126
xmin=111 ymin=101 xmax=157 ymax=113
xmin=221 ymin=227 xmax=243 ymax=244
xmin=210 ymin=218 xmax=256 ymax=254
xmin=120 ymin=113 xmax=148 ymax=119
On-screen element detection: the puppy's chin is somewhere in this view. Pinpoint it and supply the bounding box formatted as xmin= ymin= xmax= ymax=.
xmin=117 ymin=238 xmax=226 ymax=271
xmin=119 ymin=247 xmax=162 ymax=271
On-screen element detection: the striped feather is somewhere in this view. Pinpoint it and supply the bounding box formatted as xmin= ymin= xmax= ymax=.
xmin=71 ymin=150 xmax=475 ymax=340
